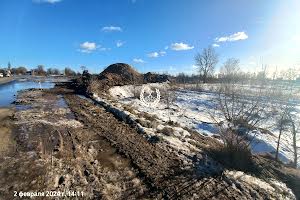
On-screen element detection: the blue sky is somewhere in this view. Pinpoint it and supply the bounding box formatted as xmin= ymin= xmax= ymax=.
xmin=0 ymin=0 xmax=299 ymax=74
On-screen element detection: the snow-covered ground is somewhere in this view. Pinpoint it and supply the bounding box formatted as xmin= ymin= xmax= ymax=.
xmin=225 ymin=170 xmax=295 ymax=199
xmin=109 ymin=83 xmax=300 ymax=166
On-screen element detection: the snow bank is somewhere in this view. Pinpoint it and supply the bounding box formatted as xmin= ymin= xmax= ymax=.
xmin=90 ymin=92 xmax=203 ymax=156
xmin=109 ymin=83 xmax=300 ymax=166
xmin=109 ymin=82 xmax=169 ymax=99
xmin=226 ymin=170 xmax=296 ymax=199
xmin=90 ymin=84 xmax=298 ymax=198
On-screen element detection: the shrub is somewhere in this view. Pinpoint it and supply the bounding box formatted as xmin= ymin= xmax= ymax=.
xmin=209 ymin=137 xmax=254 ymax=172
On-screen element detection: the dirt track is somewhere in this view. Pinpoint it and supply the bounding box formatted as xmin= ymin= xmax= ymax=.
xmin=1 ymin=88 xmax=154 ymax=199
xmin=0 ymin=108 xmax=15 ymax=157
xmin=0 ymin=87 xmax=297 ymax=199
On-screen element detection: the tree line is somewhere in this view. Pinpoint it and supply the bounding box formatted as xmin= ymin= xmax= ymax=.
xmin=174 ymin=46 xmax=299 ymax=84
xmin=32 ymin=65 xmax=77 ymax=76
xmin=164 ymin=46 xmax=300 ymax=169
xmin=0 ymin=63 xmax=77 ymax=76
xmin=188 ymin=46 xmax=299 ymax=169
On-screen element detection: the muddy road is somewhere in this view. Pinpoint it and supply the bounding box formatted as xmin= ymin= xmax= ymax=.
xmin=0 ymin=108 xmax=15 ymax=158
xmin=0 ymin=88 xmax=152 ymax=199
xmin=0 ymin=86 xmax=296 ymax=200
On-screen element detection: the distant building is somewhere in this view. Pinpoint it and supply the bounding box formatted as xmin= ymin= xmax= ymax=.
xmin=4 ymin=69 xmax=11 ymax=77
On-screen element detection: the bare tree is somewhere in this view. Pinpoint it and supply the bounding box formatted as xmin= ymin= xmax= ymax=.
xmin=275 ymin=106 xmax=290 ymax=161
xmin=278 ymin=103 xmax=300 ymax=168
xmin=207 ymin=81 xmax=271 ymax=170
xmin=195 ymin=46 xmax=218 ymax=83
xmin=284 ymin=68 xmax=299 ymax=168
xmin=47 ymin=68 xmax=60 ymax=75
xmin=287 ymin=112 xmax=299 ymax=168
xmin=219 ymin=58 xmax=240 ymax=83
xmin=176 ymin=73 xmax=188 ymax=84
xmin=272 ymin=76 xmax=292 ymax=162
xmin=11 ymin=66 xmax=27 ymax=75
xmin=274 ymin=68 xmax=300 ymax=167
xmin=210 ymin=82 xmax=268 ymax=162
xmin=165 ymin=84 xmax=176 ymax=109
xmin=256 ymin=58 xmax=268 ymax=87
xmin=162 ymin=81 xmax=177 ymax=122
xmin=53 ymin=68 xmax=60 ymax=75
xmin=272 ymin=66 xmax=278 ymax=80
xmin=47 ymin=68 xmax=54 ymax=75
xmin=34 ymin=65 xmax=46 ymax=76
xmin=64 ymin=67 xmax=76 ymax=76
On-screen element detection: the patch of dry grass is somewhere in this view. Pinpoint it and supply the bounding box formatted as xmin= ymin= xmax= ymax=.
xmin=209 ymin=144 xmax=254 ymax=172
xmin=138 ymin=112 xmax=157 ymax=121
xmin=160 ymin=127 xmax=173 ymax=136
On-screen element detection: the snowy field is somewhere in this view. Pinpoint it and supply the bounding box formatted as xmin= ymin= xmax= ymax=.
xmin=109 ymin=83 xmax=300 ymax=166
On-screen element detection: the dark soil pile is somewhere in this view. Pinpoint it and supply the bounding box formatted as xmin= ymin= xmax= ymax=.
xmin=143 ymin=72 xmax=169 ymax=83
xmin=72 ymin=63 xmax=171 ymax=93
xmin=98 ymin=63 xmax=143 ymax=86
xmin=98 ymin=63 xmax=170 ymax=87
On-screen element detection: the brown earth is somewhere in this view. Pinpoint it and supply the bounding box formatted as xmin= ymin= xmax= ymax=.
xmin=143 ymin=72 xmax=169 ymax=83
xmin=64 ymin=93 xmax=273 ymax=200
xmin=0 ymin=108 xmax=15 ymax=157
xmin=93 ymin=63 xmax=169 ymax=91
xmin=73 ymin=63 xmax=170 ymax=95
xmin=98 ymin=63 xmax=144 ymax=87
xmin=0 ymin=86 xmax=298 ymax=199
xmin=0 ymin=89 xmax=151 ymax=199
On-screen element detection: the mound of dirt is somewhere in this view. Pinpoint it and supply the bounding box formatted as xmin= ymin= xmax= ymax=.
xmin=143 ymin=72 xmax=169 ymax=83
xmin=79 ymin=63 xmax=170 ymax=93
xmin=98 ymin=63 xmax=143 ymax=87
xmin=98 ymin=63 xmax=171 ymax=86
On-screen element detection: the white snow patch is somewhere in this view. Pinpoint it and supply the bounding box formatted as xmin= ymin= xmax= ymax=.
xmin=226 ymin=170 xmax=296 ymax=199
xmin=108 ymin=83 xmax=300 ymax=166
xmin=163 ymin=136 xmax=190 ymax=152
